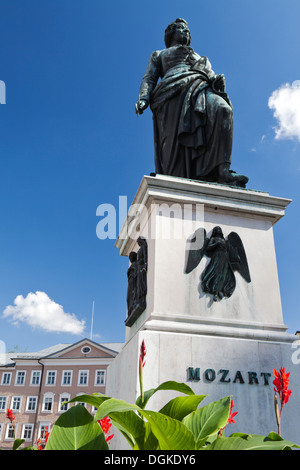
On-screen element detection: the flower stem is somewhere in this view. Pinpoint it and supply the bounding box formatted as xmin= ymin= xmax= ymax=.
xmin=139 ymin=360 xmax=144 ymax=404
xmin=274 ymin=393 xmax=281 ymax=436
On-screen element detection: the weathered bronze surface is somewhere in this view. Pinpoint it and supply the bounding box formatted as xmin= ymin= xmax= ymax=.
xmin=185 ymin=226 xmax=251 ymax=301
xmin=126 ymin=237 xmax=148 ymax=326
xmin=136 ymin=18 xmax=248 ymax=188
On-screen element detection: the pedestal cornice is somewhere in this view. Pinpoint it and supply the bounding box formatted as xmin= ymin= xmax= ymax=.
xmin=116 ymin=174 xmax=291 ymax=256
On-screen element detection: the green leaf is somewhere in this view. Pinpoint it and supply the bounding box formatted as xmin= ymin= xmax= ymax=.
xmin=142 ymin=422 xmax=159 ymax=450
xmin=159 ymin=395 xmax=207 ymax=421
xmin=141 ymin=410 xmax=196 ymax=450
xmin=94 ymin=398 xmax=141 ymax=421
xmin=229 ymin=432 xmax=250 ymax=439
xmin=183 ymin=396 xmax=231 ymax=448
xmin=109 ymin=410 xmax=151 ymax=450
xmin=202 ymin=433 xmax=300 ymax=450
xmin=68 ymin=393 xmax=110 ymax=409
xmin=109 ymin=418 xmax=136 ymax=449
xmin=95 ymin=398 xmax=150 ymax=450
xmin=13 ymin=439 xmax=25 ymax=450
xmin=94 ymin=396 xmax=196 ymax=450
xmin=95 ymin=397 xmax=159 ymax=450
xmin=45 ymin=404 xmax=109 ymax=450
xmin=136 ymin=380 xmax=195 ymax=409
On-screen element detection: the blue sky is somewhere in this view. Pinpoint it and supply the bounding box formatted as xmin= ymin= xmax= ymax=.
xmin=0 ymin=0 xmax=300 ymax=352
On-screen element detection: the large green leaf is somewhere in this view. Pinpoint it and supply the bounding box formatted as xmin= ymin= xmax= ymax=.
xmin=45 ymin=404 xmax=109 ymax=450
xmin=159 ymin=395 xmax=207 ymax=421
xmin=136 ymin=380 xmax=195 ymax=409
xmin=141 ymin=421 xmax=159 ymax=450
xmin=68 ymin=393 xmax=110 ymax=409
xmin=183 ymin=396 xmax=231 ymax=448
xmin=202 ymin=432 xmax=300 ymax=450
xmin=94 ymin=397 xmax=196 ymax=450
xmin=141 ymin=410 xmax=196 ymax=450
xmin=95 ymin=398 xmax=149 ymax=449
xmin=109 ymin=410 xmax=153 ymax=450
xmin=94 ymin=398 xmax=141 ymax=421
xmin=13 ymin=439 xmax=25 ymax=450
xmin=68 ymin=394 xmax=157 ymax=450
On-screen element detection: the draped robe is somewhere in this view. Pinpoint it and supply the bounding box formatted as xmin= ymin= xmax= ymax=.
xmin=138 ymin=45 xmax=233 ymax=180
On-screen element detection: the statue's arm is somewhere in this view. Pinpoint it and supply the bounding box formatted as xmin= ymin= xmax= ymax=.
xmin=197 ymin=56 xmax=226 ymax=92
xmin=136 ymin=51 xmax=161 ymax=115
xmin=205 ymin=57 xmax=226 ymax=92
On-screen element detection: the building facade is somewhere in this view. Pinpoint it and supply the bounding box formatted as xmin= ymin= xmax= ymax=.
xmin=0 ymin=338 xmax=123 ymax=449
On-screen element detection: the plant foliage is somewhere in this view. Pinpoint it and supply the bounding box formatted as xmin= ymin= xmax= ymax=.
xmin=44 ymin=380 xmax=299 ymax=451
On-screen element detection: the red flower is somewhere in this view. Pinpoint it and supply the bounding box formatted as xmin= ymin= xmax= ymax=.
xmin=138 ymin=340 xmax=147 ymax=404
xmin=139 ymin=339 xmax=146 ymax=368
xmin=98 ymin=416 xmax=114 ymax=444
xmin=6 ymin=409 xmax=16 ymax=423
xmin=227 ymin=399 xmax=238 ymax=424
xmin=218 ymin=399 xmax=238 ymax=437
xmin=37 ymin=427 xmax=50 ymax=450
xmin=273 ymin=367 xmax=292 ymax=436
xmin=273 ymin=367 xmax=292 ymax=406
xmin=44 ymin=430 xmax=50 ymax=444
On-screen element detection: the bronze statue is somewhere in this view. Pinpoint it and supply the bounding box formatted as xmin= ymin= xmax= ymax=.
xmin=185 ymin=226 xmax=251 ymax=301
xmin=136 ymin=236 xmax=148 ymax=302
xmin=127 ymin=251 xmax=138 ymax=317
xmin=136 ymin=18 xmax=248 ymax=188
xmin=126 ymin=237 xmax=148 ymax=326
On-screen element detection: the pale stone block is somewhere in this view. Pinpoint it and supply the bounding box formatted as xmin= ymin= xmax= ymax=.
xmin=108 ymin=176 xmax=299 ymax=449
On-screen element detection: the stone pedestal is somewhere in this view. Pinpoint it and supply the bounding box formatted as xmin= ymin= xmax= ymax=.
xmin=107 ymin=175 xmax=300 ymax=449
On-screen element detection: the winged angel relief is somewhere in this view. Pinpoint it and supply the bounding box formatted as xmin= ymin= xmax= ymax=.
xmin=185 ymin=226 xmax=251 ymax=301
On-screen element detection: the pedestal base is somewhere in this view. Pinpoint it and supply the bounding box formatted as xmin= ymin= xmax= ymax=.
xmin=109 ymin=176 xmax=299 ymax=449
xmin=106 ymin=329 xmax=300 ymax=450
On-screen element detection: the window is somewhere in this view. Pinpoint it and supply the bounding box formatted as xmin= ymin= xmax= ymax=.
xmin=78 ymin=370 xmax=89 ymax=386
xmin=15 ymin=371 xmax=26 ymax=386
xmin=11 ymin=396 xmax=22 ymax=412
xmin=38 ymin=423 xmax=50 ymax=439
xmin=30 ymin=371 xmax=41 ymax=386
xmin=0 ymin=423 xmax=2 ymax=440
xmin=46 ymin=371 xmax=56 ymax=386
xmin=43 ymin=397 xmax=52 ymax=411
xmin=95 ymin=370 xmax=106 ymax=386
xmin=5 ymin=423 xmax=16 ymax=440
xmin=42 ymin=393 xmax=54 ymax=412
xmin=1 ymin=372 xmax=11 ymax=385
xmin=26 ymin=396 xmax=38 ymax=412
xmin=0 ymin=396 xmax=8 ymax=411
xmin=81 ymin=346 xmax=91 ymax=354
xmin=59 ymin=394 xmax=70 ymax=412
xmin=22 ymin=424 xmax=34 ymax=441
xmin=62 ymin=370 xmax=72 ymax=386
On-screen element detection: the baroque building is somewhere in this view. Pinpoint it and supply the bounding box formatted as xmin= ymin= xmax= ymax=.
xmin=0 ymin=338 xmax=123 ymax=449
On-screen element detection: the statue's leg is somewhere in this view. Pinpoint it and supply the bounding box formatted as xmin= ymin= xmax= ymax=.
xmin=213 ymin=101 xmax=248 ymax=187
xmin=204 ymin=91 xmax=248 ymax=187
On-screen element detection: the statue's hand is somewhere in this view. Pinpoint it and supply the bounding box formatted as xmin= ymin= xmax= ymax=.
xmin=135 ymin=99 xmax=148 ymax=116
xmin=212 ymin=74 xmax=226 ymax=93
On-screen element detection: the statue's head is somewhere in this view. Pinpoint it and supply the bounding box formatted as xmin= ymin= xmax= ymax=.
xmin=211 ymin=226 xmax=224 ymax=238
xmin=164 ymin=18 xmax=191 ymax=48
xmin=137 ymin=236 xmax=146 ymax=246
xmin=129 ymin=251 xmax=137 ymax=263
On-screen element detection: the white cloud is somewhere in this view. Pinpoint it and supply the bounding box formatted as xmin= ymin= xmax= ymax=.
xmin=2 ymin=291 xmax=86 ymax=335
xmin=268 ymin=81 xmax=300 ymax=141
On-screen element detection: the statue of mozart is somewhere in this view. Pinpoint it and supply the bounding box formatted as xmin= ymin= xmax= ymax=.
xmin=136 ymin=18 xmax=248 ymax=188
